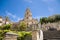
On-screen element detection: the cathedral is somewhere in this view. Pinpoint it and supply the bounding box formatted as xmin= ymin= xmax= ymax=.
xmin=19 ymin=8 xmax=38 ymax=30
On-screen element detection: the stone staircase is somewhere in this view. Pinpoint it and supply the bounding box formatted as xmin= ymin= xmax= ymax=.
xmin=43 ymin=30 xmax=60 ymax=40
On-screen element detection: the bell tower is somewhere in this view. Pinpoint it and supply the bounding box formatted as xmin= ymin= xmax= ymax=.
xmin=24 ymin=8 xmax=32 ymax=20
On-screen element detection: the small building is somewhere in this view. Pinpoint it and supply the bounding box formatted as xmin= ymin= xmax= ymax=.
xmin=4 ymin=32 xmax=18 ymax=40
xmin=0 ymin=17 xmax=3 ymax=26
xmin=0 ymin=16 xmax=12 ymax=26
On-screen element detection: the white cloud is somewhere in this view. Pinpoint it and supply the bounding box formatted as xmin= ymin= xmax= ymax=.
xmin=33 ymin=16 xmax=40 ymax=19
xmin=6 ymin=11 xmax=16 ymax=19
xmin=24 ymin=0 xmax=33 ymax=3
xmin=48 ymin=7 xmax=54 ymax=13
xmin=41 ymin=0 xmax=56 ymax=13
xmin=6 ymin=11 xmax=22 ymax=22
xmin=33 ymin=16 xmax=42 ymax=20
xmin=42 ymin=0 xmax=55 ymax=2
xmin=17 ymin=17 xmax=23 ymax=22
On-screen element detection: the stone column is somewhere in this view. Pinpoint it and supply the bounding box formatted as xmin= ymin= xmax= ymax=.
xmin=32 ymin=30 xmax=37 ymax=40
xmin=4 ymin=32 xmax=18 ymax=40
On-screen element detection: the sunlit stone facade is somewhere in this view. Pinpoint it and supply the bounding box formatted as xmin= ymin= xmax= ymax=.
xmin=4 ymin=32 xmax=18 ymax=40
xmin=20 ymin=8 xmax=38 ymax=27
xmin=0 ymin=16 xmax=11 ymax=26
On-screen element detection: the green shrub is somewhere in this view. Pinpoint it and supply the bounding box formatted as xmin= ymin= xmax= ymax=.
xmin=17 ymin=31 xmax=32 ymax=40
xmin=2 ymin=24 xmax=11 ymax=30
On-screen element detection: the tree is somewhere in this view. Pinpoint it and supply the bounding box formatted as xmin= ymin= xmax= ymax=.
xmin=0 ymin=26 xmax=2 ymax=30
xmin=54 ymin=15 xmax=60 ymax=22
xmin=19 ymin=21 xmax=27 ymax=31
xmin=40 ymin=14 xmax=60 ymax=24
xmin=40 ymin=17 xmax=48 ymax=24
xmin=2 ymin=24 xmax=11 ymax=30
xmin=5 ymin=16 xmax=10 ymax=24
xmin=11 ymin=23 xmax=19 ymax=31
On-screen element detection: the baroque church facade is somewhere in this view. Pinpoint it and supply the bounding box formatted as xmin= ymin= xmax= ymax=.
xmin=19 ymin=8 xmax=38 ymax=30
xmin=0 ymin=8 xmax=39 ymax=31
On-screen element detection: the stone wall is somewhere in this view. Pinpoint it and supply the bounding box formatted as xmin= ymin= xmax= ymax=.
xmin=4 ymin=32 xmax=18 ymax=40
xmin=41 ymin=22 xmax=60 ymax=31
xmin=32 ymin=30 xmax=37 ymax=40
xmin=43 ymin=31 xmax=60 ymax=40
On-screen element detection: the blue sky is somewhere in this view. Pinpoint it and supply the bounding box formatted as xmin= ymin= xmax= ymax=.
xmin=0 ymin=0 xmax=60 ymax=22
